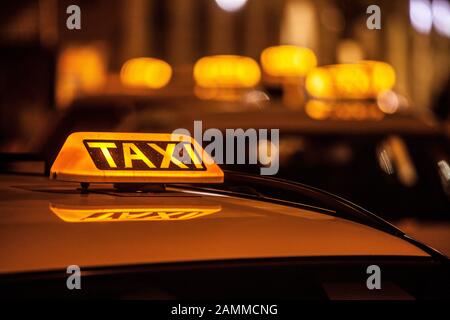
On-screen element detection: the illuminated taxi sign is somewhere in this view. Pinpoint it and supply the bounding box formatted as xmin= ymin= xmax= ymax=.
xmin=361 ymin=60 xmax=396 ymax=95
xmin=193 ymin=55 xmax=261 ymax=89
xmin=120 ymin=57 xmax=172 ymax=89
xmin=50 ymin=132 xmax=223 ymax=183
xmin=305 ymin=61 xmax=396 ymax=100
xmin=50 ymin=204 xmax=221 ymax=222
xmin=260 ymin=45 xmax=317 ymax=78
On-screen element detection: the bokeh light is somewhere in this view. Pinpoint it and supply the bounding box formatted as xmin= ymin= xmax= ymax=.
xmin=432 ymin=0 xmax=450 ymax=38
xmin=56 ymin=46 xmax=106 ymax=108
xmin=260 ymin=45 xmax=317 ymax=78
xmin=120 ymin=58 xmax=172 ymax=89
xmin=194 ymin=55 xmax=261 ymax=89
xmin=215 ymin=0 xmax=248 ymax=12
xmin=377 ymin=90 xmax=400 ymax=114
xmin=306 ymin=61 xmax=396 ymax=100
xmin=409 ymin=0 xmax=433 ymax=34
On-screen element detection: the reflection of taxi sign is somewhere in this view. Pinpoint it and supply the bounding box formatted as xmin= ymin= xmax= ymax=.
xmin=50 ymin=132 xmax=223 ymax=183
xmin=260 ymin=45 xmax=317 ymax=78
xmin=120 ymin=57 xmax=172 ymax=89
xmin=50 ymin=204 xmax=222 ymax=222
xmin=193 ymin=55 xmax=261 ymax=89
xmin=305 ymin=61 xmax=396 ymax=100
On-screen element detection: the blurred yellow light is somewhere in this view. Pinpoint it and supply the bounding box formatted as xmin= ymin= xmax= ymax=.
xmin=305 ymin=61 xmax=396 ymax=100
xmin=56 ymin=46 xmax=106 ymax=108
xmin=260 ymin=45 xmax=317 ymax=78
xmin=362 ymin=60 xmax=396 ymax=94
xmin=120 ymin=58 xmax=172 ymax=89
xmin=305 ymin=68 xmax=334 ymax=98
xmin=193 ymin=55 xmax=261 ymax=89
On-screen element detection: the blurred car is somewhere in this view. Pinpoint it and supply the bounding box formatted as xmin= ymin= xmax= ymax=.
xmin=122 ymin=96 xmax=450 ymax=220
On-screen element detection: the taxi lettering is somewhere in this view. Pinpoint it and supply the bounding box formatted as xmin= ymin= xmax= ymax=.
xmin=84 ymin=140 xmax=204 ymax=171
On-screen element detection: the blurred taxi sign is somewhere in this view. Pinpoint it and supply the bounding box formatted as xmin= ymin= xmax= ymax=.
xmin=120 ymin=57 xmax=172 ymax=89
xmin=56 ymin=45 xmax=107 ymax=108
xmin=50 ymin=204 xmax=222 ymax=222
xmin=193 ymin=55 xmax=261 ymax=88
xmin=260 ymin=45 xmax=317 ymax=78
xmin=50 ymin=132 xmax=223 ymax=183
xmin=305 ymin=61 xmax=396 ymax=100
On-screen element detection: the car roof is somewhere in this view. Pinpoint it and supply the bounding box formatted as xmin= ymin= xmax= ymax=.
xmin=0 ymin=174 xmax=428 ymax=274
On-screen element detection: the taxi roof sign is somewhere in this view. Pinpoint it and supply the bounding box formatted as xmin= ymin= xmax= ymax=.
xmin=50 ymin=132 xmax=224 ymax=184
xmin=120 ymin=57 xmax=172 ymax=89
xmin=193 ymin=55 xmax=261 ymax=89
xmin=260 ymin=45 xmax=317 ymax=78
xmin=305 ymin=61 xmax=396 ymax=100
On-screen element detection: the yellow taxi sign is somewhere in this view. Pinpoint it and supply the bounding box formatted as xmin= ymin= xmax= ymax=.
xmin=305 ymin=61 xmax=396 ymax=100
xmin=361 ymin=60 xmax=396 ymax=95
xmin=193 ymin=55 xmax=261 ymax=89
xmin=120 ymin=57 xmax=172 ymax=89
xmin=260 ymin=45 xmax=317 ymax=78
xmin=50 ymin=204 xmax=222 ymax=222
xmin=50 ymin=132 xmax=223 ymax=184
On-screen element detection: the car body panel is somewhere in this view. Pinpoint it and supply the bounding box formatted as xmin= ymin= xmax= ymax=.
xmin=0 ymin=174 xmax=428 ymax=274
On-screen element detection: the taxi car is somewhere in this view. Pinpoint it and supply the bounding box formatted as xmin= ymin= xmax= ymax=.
xmin=0 ymin=131 xmax=448 ymax=299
